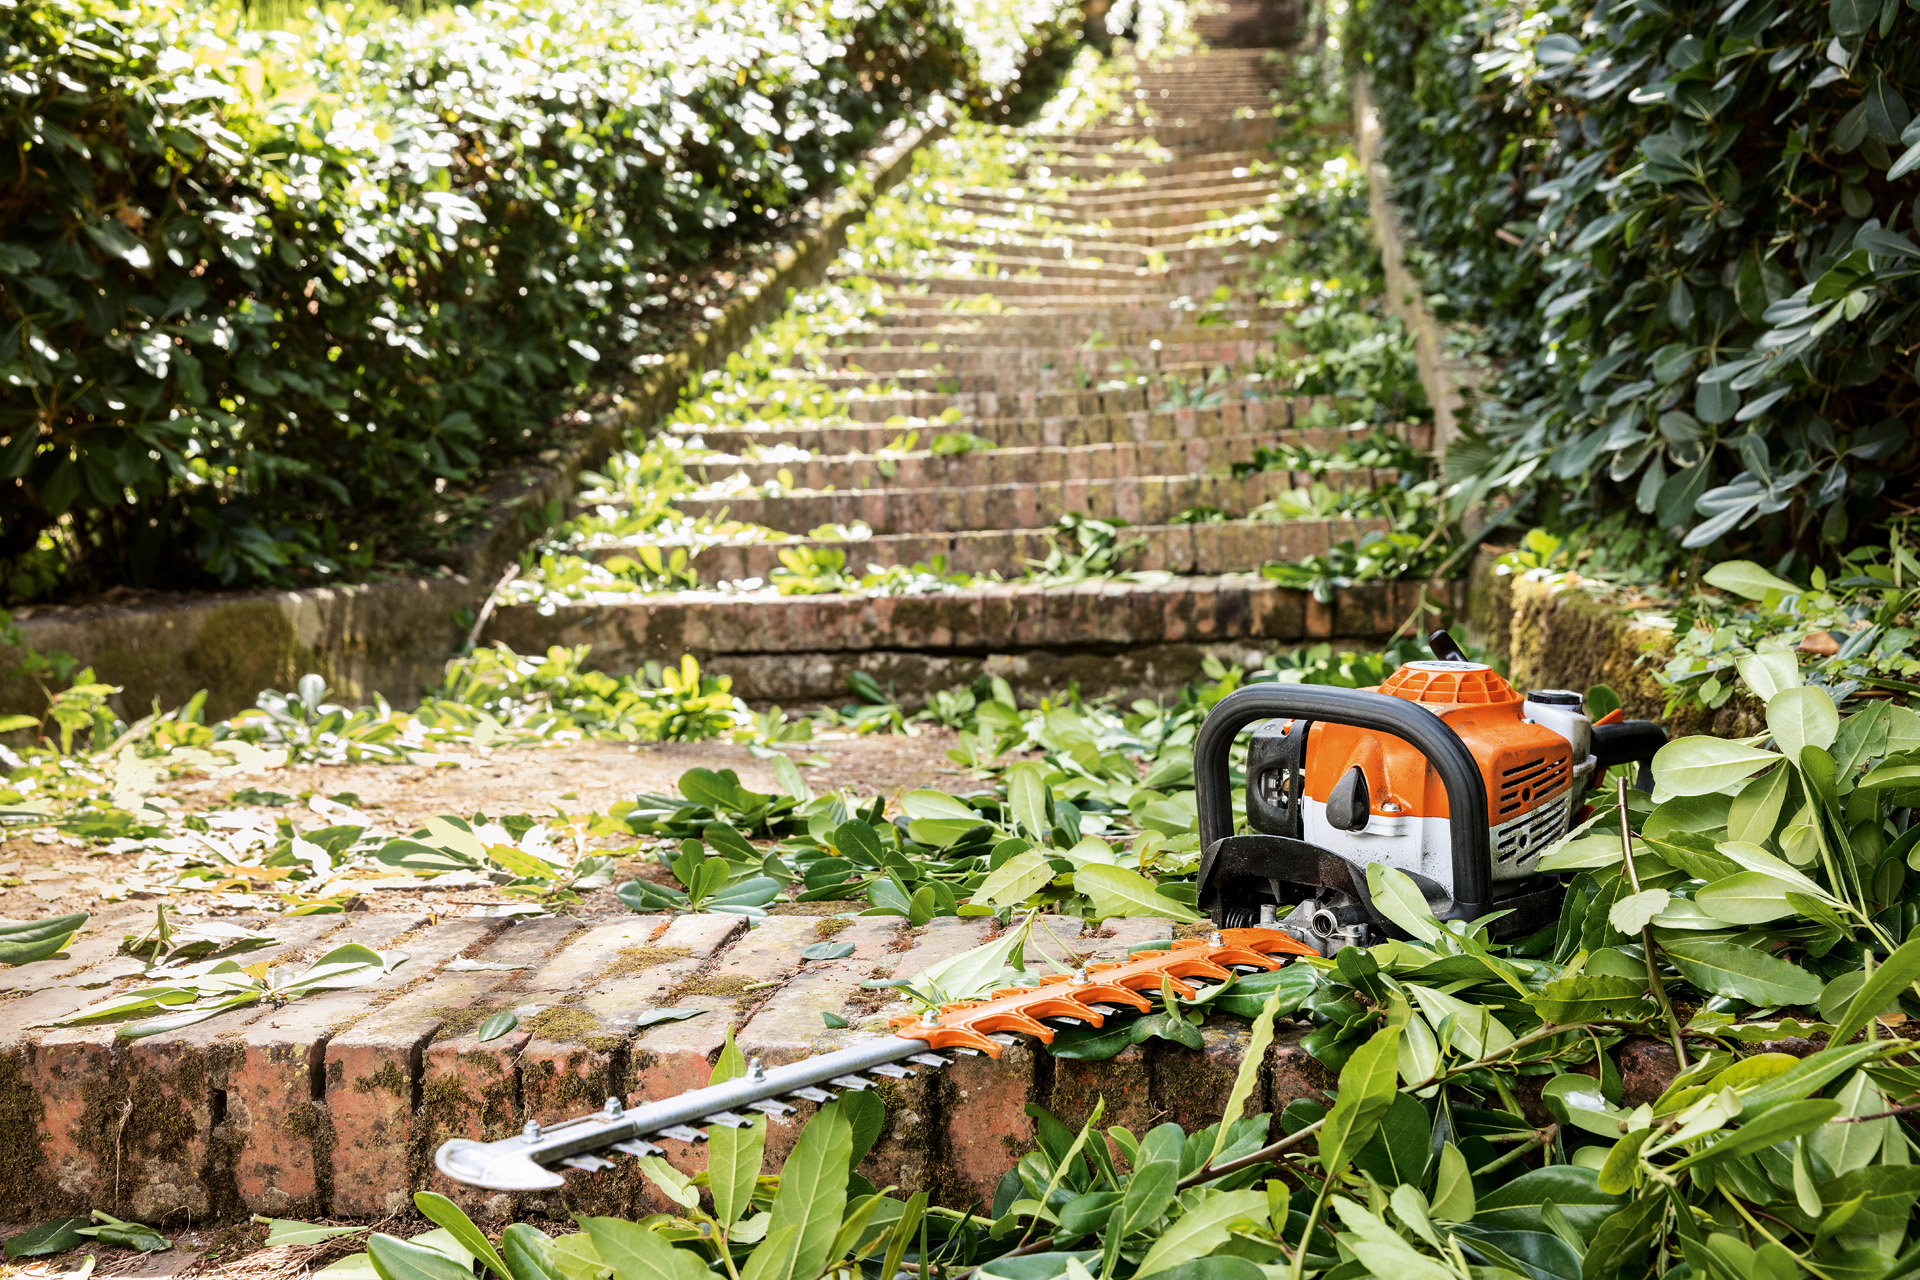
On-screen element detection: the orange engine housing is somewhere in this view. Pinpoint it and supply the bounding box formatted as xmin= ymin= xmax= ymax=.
xmin=1259 ymin=661 xmax=1580 ymax=885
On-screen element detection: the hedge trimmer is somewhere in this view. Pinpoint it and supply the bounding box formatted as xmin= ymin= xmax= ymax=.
xmin=433 ymin=928 xmax=1315 ymax=1190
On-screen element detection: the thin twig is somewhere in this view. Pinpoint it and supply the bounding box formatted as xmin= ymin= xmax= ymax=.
xmin=1618 ymin=776 xmax=1688 ymax=1069
xmin=1472 ymin=1125 xmax=1557 ymax=1177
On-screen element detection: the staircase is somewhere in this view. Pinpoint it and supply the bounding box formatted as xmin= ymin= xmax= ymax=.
xmin=488 ymin=16 xmax=1455 ymax=704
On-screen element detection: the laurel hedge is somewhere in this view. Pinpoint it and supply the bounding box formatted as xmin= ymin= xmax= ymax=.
xmin=1348 ymin=0 xmax=1919 ymax=562
xmin=0 ymin=0 xmax=1074 ymax=599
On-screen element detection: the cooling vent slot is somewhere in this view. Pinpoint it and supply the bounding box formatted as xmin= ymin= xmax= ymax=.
xmin=1497 ymin=755 xmax=1571 ymax=817
xmin=1492 ymin=791 xmax=1573 ymax=871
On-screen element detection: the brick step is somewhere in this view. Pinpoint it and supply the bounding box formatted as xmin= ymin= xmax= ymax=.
xmin=0 ymin=903 xmax=1450 ymax=1220
xmin=1024 ymin=120 xmax=1281 ymax=147
xmin=488 ymin=576 xmax=1463 ymax=701
xmin=860 ymin=270 xmax=1250 ymax=298
xmin=588 ymin=515 xmax=1389 ymax=582
xmin=802 ymin=339 xmax=1283 ymax=376
xmin=832 ymin=320 xmax=1282 ymax=348
xmin=660 ymin=468 xmax=1388 ymax=536
xmin=698 ymin=401 xmax=1345 ymax=451
xmin=763 ymin=357 xmax=1255 ymax=395
xmin=857 ymin=300 xmax=1284 ymax=326
xmin=739 ymin=384 xmax=1324 ymax=423
xmin=950 ymin=176 xmax=1277 ymax=208
xmin=945 ymin=200 xmax=1282 ymax=233
xmin=918 ymin=232 xmax=1246 ymax=265
xmin=829 ymin=326 xmax=1290 ymax=355
xmin=1032 ymin=149 xmax=1271 ymax=175
xmin=680 ymin=432 xmax=1301 ymax=490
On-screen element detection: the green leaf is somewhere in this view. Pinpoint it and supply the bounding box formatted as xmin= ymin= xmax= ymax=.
xmin=1526 ymin=974 xmax=1648 ymax=1023
xmin=710 ymin=1114 xmax=767 ymax=1228
xmin=1005 ymin=761 xmax=1051 ymax=840
xmin=1132 ymin=1190 xmax=1269 ymax=1278
xmin=265 ymin=1220 xmax=366 ymax=1247
xmin=1608 ymin=888 xmax=1669 ymax=934
xmin=679 ymin=769 xmax=741 ymax=811
xmin=1204 ymin=987 xmax=1284 ymax=1169
xmin=1598 ymin=1129 xmax=1651 ymax=1195
xmin=5 ymin=1217 xmax=92 ymax=1259
xmin=1703 ymin=560 xmax=1799 ymax=600
xmin=503 ymin=1225 xmax=564 ymax=1280
xmin=632 ymin=1007 xmax=706 ymax=1029
xmin=1319 ymin=1024 xmax=1402 ymax=1173
xmin=800 ymin=942 xmax=855 ymax=961
xmin=1364 ymin=863 xmax=1443 ymax=942
xmin=0 ymin=913 xmax=88 ymax=965
xmin=1661 ymin=937 xmax=1820 ymax=1006
xmin=1652 ymin=738 xmax=1781 ymax=796
xmin=762 ymin=1100 xmax=853 ymax=1280
xmin=1694 ymin=873 xmax=1799 ymax=925
xmin=1768 ymin=687 xmax=1839 ymax=758
xmin=1476 ymin=1166 xmax=1621 ymax=1237
xmin=971 ymin=849 xmax=1055 ymax=909
xmin=1818 ymin=1165 xmax=1920 ymax=1233
xmin=1830 ymin=0 xmax=1880 ymax=37
xmin=578 ymin=1218 xmax=708 ymax=1280
xmin=367 ymin=1235 xmax=471 ymax=1280
xmin=1831 ymin=934 xmax=1920 ymax=1044
xmin=476 ymin=1012 xmax=518 ymax=1043
xmin=414 ymin=1193 xmax=509 ymax=1280
xmin=1072 ymin=864 xmax=1202 ymax=922
xmin=1109 ymin=1159 xmax=1178 ymax=1239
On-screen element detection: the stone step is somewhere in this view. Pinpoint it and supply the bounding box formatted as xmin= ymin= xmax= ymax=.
xmin=686 ymin=402 xmax=1352 ymax=453
xmin=661 ymin=467 xmax=1390 ymax=536
xmin=677 ymin=432 xmax=1307 ymax=490
xmin=824 ymin=319 xmax=1285 ymax=349
xmin=854 ymin=300 xmax=1283 ymax=327
xmin=588 ymin=515 xmax=1390 ymax=583
xmin=736 ymin=384 xmax=1322 ymax=424
xmin=488 ymin=574 xmax=1464 ymax=703
xmin=758 ymin=359 xmax=1257 ymax=398
xmin=858 ymin=269 xmax=1251 ymax=299
xmin=801 ymin=337 xmax=1285 ymax=376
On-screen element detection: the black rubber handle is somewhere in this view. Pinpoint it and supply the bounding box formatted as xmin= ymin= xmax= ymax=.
xmin=1591 ymin=720 xmax=1667 ymax=770
xmin=1194 ymin=684 xmax=1494 ymax=920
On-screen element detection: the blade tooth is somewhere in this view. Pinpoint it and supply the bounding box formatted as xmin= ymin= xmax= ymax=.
xmin=951 ymin=1047 xmax=982 ymax=1057
xmin=749 ymin=1099 xmax=796 ymax=1116
xmin=657 ymin=1125 xmax=708 ymax=1143
xmin=1052 ymin=1017 xmax=1085 ymax=1027
xmin=611 ymin=1140 xmax=663 ymax=1158
xmin=703 ymin=1111 xmax=751 ymax=1128
xmin=830 ymin=1074 xmax=876 ymax=1091
xmin=908 ymin=1053 xmax=949 ymax=1068
xmin=868 ymin=1064 xmax=913 ymax=1079
xmin=790 ymin=1086 xmax=834 ymax=1103
xmin=562 ymin=1154 xmax=615 ymax=1172
xmin=989 ymin=1034 xmax=1020 ymax=1047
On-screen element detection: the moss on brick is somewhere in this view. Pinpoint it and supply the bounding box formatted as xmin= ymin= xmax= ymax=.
xmin=813 ymin=918 xmax=855 ymax=941
xmin=0 ymin=1050 xmax=51 ymax=1217
xmin=602 ymin=945 xmax=693 ymax=979
xmin=526 ymin=1007 xmax=602 ymax=1043
xmin=354 ymin=1060 xmax=409 ymax=1098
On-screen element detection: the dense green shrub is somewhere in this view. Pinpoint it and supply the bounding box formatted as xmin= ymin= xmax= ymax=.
xmin=0 ymin=0 xmax=1071 ymax=599
xmin=1350 ymin=0 xmax=1920 ymax=564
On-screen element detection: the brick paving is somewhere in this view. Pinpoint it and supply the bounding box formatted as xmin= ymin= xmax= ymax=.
xmin=485 ymin=24 xmax=1441 ymax=705
xmin=0 ymin=903 xmax=1336 ymax=1225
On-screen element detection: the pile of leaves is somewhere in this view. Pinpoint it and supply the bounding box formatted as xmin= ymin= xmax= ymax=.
xmin=1349 ymin=0 xmax=1920 ymax=562
xmin=0 ymin=0 xmax=1079 ymax=599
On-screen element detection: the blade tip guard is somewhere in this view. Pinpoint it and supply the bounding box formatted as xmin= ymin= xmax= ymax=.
xmin=434 ymin=1137 xmax=566 ymax=1191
